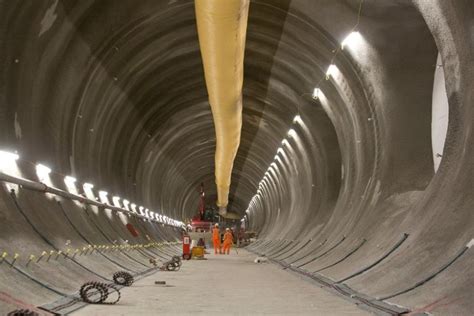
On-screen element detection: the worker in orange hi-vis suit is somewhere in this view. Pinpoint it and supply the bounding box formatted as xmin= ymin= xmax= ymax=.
xmin=222 ymin=228 xmax=234 ymax=255
xmin=212 ymin=223 xmax=221 ymax=254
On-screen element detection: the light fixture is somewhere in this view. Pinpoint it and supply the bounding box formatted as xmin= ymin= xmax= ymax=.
xmin=83 ymin=183 xmax=96 ymax=200
xmin=0 ymin=150 xmax=21 ymax=188
xmin=112 ymin=196 xmax=121 ymax=208
xmin=99 ymin=191 xmax=109 ymax=204
xmin=341 ymin=31 xmax=362 ymax=50
xmin=293 ymin=115 xmax=303 ymax=124
xmin=36 ymin=164 xmax=51 ymax=175
xmin=64 ymin=176 xmax=79 ymax=195
xmin=312 ymin=88 xmax=321 ymax=100
xmin=288 ymin=129 xmax=297 ymax=138
xmin=326 ymin=64 xmax=338 ymax=79
xmin=64 ymin=176 xmax=76 ymax=183
xmin=84 ymin=183 xmax=94 ymax=189
xmin=122 ymin=199 xmax=130 ymax=211
xmin=36 ymin=164 xmax=52 ymax=183
xmin=0 ymin=151 xmax=19 ymax=162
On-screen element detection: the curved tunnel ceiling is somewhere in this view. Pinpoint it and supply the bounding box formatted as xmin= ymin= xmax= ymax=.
xmin=1 ymin=0 xmax=474 ymax=314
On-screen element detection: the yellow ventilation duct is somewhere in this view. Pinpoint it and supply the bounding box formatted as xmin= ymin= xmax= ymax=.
xmin=195 ymin=0 xmax=249 ymax=218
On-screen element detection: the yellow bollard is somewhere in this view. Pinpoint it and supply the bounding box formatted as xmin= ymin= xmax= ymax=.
xmin=37 ymin=251 xmax=47 ymax=263
xmin=72 ymin=248 xmax=79 ymax=258
xmin=10 ymin=253 xmax=19 ymax=266
xmin=46 ymin=250 xmax=55 ymax=262
xmin=27 ymin=254 xmax=35 ymax=267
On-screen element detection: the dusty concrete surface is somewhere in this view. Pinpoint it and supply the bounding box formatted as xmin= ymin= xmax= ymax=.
xmin=73 ymin=250 xmax=368 ymax=316
xmin=1 ymin=0 xmax=474 ymax=314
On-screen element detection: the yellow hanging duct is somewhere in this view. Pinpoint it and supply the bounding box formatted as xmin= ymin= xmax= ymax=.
xmin=195 ymin=0 xmax=249 ymax=218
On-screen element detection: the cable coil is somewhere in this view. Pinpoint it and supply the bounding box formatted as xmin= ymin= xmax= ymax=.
xmin=113 ymin=271 xmax=134 ymax=286
xmin=172 ymin=255 xmax=182 ymax=267
xmin=79 ymin=281 xmax=121 ymax=305
xmin=161 ymin=255 xmax=182 ymax=271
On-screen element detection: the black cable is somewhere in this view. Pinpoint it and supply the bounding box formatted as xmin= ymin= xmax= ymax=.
xmin=79 ymin=281 xmax=121 ymax=305
xmin=337 ymin=233 xmax=409 ymax=283
xmin=113 ymin=271 xmax=134 ymax=286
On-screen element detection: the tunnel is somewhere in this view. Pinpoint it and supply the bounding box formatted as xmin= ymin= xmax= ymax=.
xmin=0 ymin=0 xmax=473 ymax=315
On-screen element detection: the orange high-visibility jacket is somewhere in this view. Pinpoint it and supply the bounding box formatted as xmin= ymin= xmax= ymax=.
xmin=223 ymin=232 xmax=233 ymax=244
xmin=212 ymin=227 xmax=220 ymax=240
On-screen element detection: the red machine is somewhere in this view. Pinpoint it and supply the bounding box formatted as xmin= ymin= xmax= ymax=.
xmin=182 ymin=234 xmax=191 ymax=260
xmin=190 ymin=183 xmax=215 ymax=232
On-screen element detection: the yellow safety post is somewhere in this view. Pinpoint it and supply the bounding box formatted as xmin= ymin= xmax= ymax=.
xmin=46 ymin=250 xmax=55 ymax=262
xmin=27 ymin=254 xmax=35 ymax=267
xmin=37 ymin=251 xmax=47 ymax=263
xmin=1 ymin=251 xmax=7 ymax=262
xmin=72 ymin=249 xmax=79 ymax=258
xmin=11 ymin=253 xmax=19 ymax=266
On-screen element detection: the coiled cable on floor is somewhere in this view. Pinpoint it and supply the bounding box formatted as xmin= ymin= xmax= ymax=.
xmin=172 ymin=255 xmax=182 ymax=267
xmin=160 ymin=260 xmax=180 ymax=271
xmin=80 ymin=281 xmax=121 ymax=305
xmin=166 ymin=261 xmax=180 ymax=271
xmin=113 ymin=271 xmax=134 ymax=286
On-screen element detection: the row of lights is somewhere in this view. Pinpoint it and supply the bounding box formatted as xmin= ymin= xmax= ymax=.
xmin=0 ymin=150 xmax=185 ymax=228
xmin=313 ymin=31 xmax=362 ymax=100
xmin=244 ymin=28 xmax=364 ymax=223
xmin=243 ymin=113 xmax=303 ymax=222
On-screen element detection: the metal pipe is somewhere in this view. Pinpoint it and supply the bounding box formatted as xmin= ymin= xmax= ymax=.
xmin=0 ymin=171 xmax=175 ymax=226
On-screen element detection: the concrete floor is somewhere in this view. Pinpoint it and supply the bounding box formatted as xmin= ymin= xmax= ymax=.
xmin=73 ymin=250 xmax=369 ymax=316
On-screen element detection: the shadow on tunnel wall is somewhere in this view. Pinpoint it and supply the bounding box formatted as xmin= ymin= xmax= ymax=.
xmin=228 ymin=0 xmax=292 ymax=213
xmin=58 ymin=0 xmax=217 ymax=218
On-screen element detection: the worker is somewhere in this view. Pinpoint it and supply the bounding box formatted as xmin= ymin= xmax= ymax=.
xmin=222 ymin=228 xmax=233 ymax=255
xmin=212 ymin=223 xmax=221 ymax=254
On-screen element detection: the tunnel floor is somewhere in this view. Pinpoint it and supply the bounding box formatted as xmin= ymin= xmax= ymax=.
xmin=73 ymin=249 xmax=368 ymax=315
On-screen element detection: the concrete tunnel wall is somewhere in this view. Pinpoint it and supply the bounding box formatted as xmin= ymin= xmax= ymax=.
xmin=0 ymin=0 xmax=473 ymax=314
